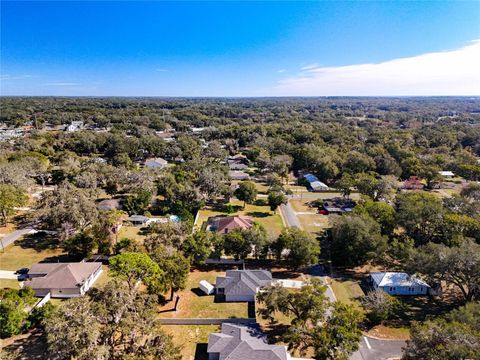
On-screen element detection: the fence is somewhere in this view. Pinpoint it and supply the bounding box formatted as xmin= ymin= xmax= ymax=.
xmin=158 ymin=318 xmax=256 ymax=325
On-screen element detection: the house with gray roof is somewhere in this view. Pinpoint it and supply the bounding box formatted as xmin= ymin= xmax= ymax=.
xmin=207 ymin=323 xmax=289 ymax=360
xmin=26 ymin=262 xmax=103 ymax=298
xmin=369 ymin=272 xmax=430 ymax=296
xmin=215 ymin=270 xmax=272 ymax=302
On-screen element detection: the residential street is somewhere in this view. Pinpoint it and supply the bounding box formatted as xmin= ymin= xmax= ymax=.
xmin=351 ymin=336 xmax=406 ymax=360
xmin=279 ymin=202 xmax=301 ymax=228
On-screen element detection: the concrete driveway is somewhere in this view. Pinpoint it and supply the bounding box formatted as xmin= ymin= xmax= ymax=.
xmin=0 ymin=270 xmax=18 ymax=279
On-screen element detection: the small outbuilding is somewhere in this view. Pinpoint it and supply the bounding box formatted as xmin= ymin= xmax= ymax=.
xmin=199 ymin=280 xmax=215 ymax=295
xmin=439 ymin=170 xmax=455 ymax=178
xmin=125 ymin=215 xmax=150 ymax=226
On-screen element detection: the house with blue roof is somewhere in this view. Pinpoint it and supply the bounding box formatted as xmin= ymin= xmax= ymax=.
xmin=369 ymin=272 xmax=430 ymax=296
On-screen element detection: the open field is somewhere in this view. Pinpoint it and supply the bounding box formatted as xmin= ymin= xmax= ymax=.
xmin=163 ymin=325 xmax=219 ymax=360
xmin=158 ymin=269 xmax=249 ymax=319
xmin=0 ymin=234 xmax=66 ymax=271
xmin=195 ymin=198 xmax=284 ymax=237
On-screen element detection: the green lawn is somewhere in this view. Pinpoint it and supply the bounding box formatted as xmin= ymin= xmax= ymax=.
xmin=163 ymin=325 xmax=219 ymax=360
xmin=117 ymin=225 xmax=147 ymax=243
xmin=195 ymin=199 xmax=284 ymax=237
xmin=158 ymin=269 xmax=248 ymax=319
xmin=0 ymin=234 xmax=67 ymax=271
xmin=330 ymin=278 xmax=365 ymax=312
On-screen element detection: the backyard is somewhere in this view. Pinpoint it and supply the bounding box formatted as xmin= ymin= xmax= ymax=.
xmin=157 ymin=269 xmax=249 ymax=319
xmin=163 ymin=325 xmax=219 ymax=360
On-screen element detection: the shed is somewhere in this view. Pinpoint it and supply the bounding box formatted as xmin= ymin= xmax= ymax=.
xmin=199 ymin=280 xmax=215 ymax=295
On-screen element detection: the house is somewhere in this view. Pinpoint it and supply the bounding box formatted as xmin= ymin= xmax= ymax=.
xmin=318 ymin=198 xmax=356 ymax=215
xmin=97 ymin=198 xmax=123 ymax=211
xmin=303 ymin=173 xmax=328 ymax=192
xmin=439 ymin=170 xmax=455 ymax=178
xmin=369 ymin=272 xmax=430 ymax=296
xmin=65 ymin=121 xmax=84 ymax=132
xmin=144 ymin=157 xmax=168 ymax=169
xmin=207 ymin=215 xmax=254 ymax=234
xmin=207 ymin=323 xmax=289 ymax=360
xmin=229 ymin=170 xmax=250 ymax=180
xmin=401 ymin=176 xmax=424 ymax=190
xmin=215 ymin=270 xmax=272 ymax=302
xmin=26 ymin=262 xmax=103 ymax=298
xmin=125 ymin=215 xmax=150 ymax=226
xmin=229 ymin=162 xmax=248 ymax=171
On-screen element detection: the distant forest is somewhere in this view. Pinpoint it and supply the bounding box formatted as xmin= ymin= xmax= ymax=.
xmin=1 ymin=97 xmax=479 ymax=183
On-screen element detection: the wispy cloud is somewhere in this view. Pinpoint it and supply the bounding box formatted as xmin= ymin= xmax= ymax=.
xmin=1 ymin=74 xmax=38 ymax=80
xmin=155 ymin=68 xmax=168 ymax=72
xmin=300 ymin=63 xmax=320 ymax=71
xmin=43 ymin=82 xmax=80 ymax=86
xmin=268 ymin=41 xmax=480 ymax=96
xmin=278 ymin=69 xmax=287 ymax=73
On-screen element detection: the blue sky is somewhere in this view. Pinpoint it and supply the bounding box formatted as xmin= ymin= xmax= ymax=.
xmin=1 ymin=1 xmax=479 ymax=96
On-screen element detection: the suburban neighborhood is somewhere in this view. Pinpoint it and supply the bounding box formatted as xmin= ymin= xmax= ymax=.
xmin=1 ymin=2 xmax=480 ymax=358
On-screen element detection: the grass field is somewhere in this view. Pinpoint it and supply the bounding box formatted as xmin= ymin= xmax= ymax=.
xmin=195 ymin=198 xmax=284 ymax=237
xmin=117 ymin=225 xmax=147 ymax=243
xmin=158 ymin=269 xmax=248 ymax=319
xmin=330 ymin=278 xmax=365 ymax=312
xmin=163 ymin=325 xmax=219 ymax=360
xmin=0 ymin=279 xmax=21 ymax=289
xmin=0 ymin=234 xmax=66 ymax=271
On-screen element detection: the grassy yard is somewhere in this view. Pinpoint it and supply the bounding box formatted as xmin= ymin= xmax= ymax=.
xmin=195 ymin=199 xmax=284 ymax=237
xmin=117 ymin=224 xmax=147 ymax=243
xmin=0 ymin=234 xmax=67 ymax=271
xmin=163 ymin=325 xmax=219 ymax=360
xmin=330 ymin=278 xmax=365 ymax=312
xmin=158 ymin=269 xmax=249 ymax=319
xmin=0 ymin=279 xmax=21 ymax=290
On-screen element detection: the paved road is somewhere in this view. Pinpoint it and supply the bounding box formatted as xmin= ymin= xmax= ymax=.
xmin=0 ymin=227 xmax=36 ymax=250
xmin=279 ymin=202 xmax=301 ymax=228
xmin=351 ymin=336 xmax=405 ymax=360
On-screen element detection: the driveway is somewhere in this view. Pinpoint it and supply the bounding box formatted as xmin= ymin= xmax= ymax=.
xmin=351 ymin=336 xmax=405 ymax=360
xmin=0 ymin=270 xmax=17 ymax=279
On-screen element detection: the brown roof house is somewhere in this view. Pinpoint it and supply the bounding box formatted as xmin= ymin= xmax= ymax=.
xmin=207 ymin=323 xmax=288 ymax=360
xmin=26 ymin=262 xmax=103 ymax=298
xmin=207 ymin=215 xmax=254 ymax=234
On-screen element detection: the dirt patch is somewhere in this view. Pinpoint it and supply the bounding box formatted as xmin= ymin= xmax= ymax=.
xmin=365 ymin=325 xmax=410 ymax=340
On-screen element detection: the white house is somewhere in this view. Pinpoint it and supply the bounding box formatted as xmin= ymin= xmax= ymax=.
xmin=438 ymin=170 xmax=455 ymax=178
xmin=369 ymin=272 xmax=430 ymax=296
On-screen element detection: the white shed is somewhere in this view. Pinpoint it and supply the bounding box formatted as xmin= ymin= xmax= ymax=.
xmin=199 ymin=280 xmax=215 ymax=295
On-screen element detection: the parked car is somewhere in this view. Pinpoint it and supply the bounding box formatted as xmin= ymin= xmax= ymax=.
xmin=15 ymin=268 xmax=29 ymax=275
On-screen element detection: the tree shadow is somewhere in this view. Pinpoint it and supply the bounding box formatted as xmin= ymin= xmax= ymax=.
xmin=246 ymin=211 xmax=270 ymax=218
xmin=15 ymin=233 xmax=60 ymax=252
xmin=4 ymin=330 xmax=47 ymax=360
xmin=194 ymin=343 xmax=209 ymax=360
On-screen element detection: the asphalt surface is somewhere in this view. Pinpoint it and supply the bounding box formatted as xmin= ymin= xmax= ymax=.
xmin=351 ymin=336 xmax=406 ymax=360
xmin=279 ymin=202 xmax=301 ymax=228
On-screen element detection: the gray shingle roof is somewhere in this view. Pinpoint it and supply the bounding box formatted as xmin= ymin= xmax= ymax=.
xmin=208 ymin=323 xmax=288 ymax=360
xmin=215 ymin=270 xmax=272 ymax=297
